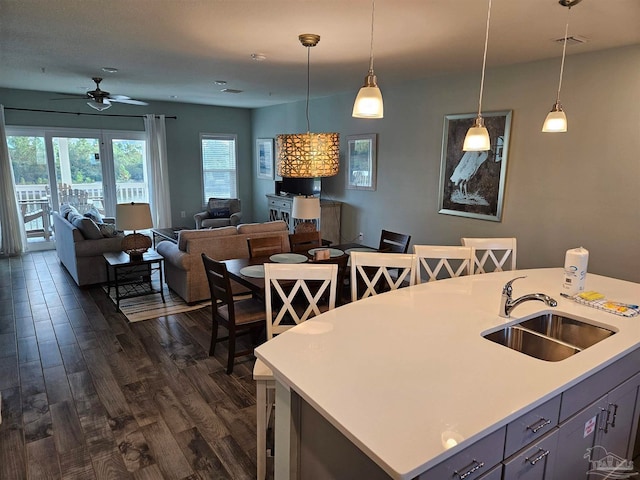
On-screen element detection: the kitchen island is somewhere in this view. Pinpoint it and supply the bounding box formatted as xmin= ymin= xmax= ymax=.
xmin=254 ymin=268 xmax=640 ymax=479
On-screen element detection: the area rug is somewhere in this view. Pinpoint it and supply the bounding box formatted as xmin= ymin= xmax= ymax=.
xmin=103 ymin=282 xmax=210 ymax=322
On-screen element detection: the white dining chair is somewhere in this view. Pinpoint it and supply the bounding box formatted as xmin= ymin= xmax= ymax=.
xmin=350 ymin=251 xmax=416 ymax=301
xmin=413 ymin=245 xmax=475 ymax=283
xmin=253 ymin=263 xmax=338 ymax=480
xmin=461 ymin=237 xmax=517 ymax=274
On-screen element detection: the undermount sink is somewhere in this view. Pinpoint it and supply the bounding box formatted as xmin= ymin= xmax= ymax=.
xmin=484 ymin=313 xmax=616 ymax=362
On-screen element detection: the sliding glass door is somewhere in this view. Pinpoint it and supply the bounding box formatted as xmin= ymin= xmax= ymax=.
xmin=6 ymin=127 xmax=146 ymax=250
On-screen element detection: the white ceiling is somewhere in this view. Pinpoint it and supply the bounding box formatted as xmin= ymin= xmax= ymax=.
xmin=1 ymin=0 xmax=639 ymax=110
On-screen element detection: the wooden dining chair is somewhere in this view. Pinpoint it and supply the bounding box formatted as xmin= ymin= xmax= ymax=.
xmin=310 ymin=253 xmax=350 ymax=305
xmin=350 ymin=251 xmax=416 ymax=301
xmin=378 ymin=229 xmax=412 ymax=253
xmin=413 ymin=245 xmax=475 ymax=283
xmin=289 ymin=230 xmax=322 ymax=252
xmin=253 ymin=263 xmax=338 ymax=480
xmin=247 ymin=235 xmax=287 ymax=258
xmin=201 ymin=254 xmax=266 ymax=374
xmin=461 ymin=237 xmax=517 ymax=274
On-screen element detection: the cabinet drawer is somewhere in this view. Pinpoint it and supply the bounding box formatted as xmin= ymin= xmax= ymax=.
xmin=420 ymin=427 xmax=505 ymax=480
xmin=503 ymin=427 xmax=558 ymax=480
xmin=561 ymin=347 xmax=640 ymax=422
xmin=505 ymin=395 xmax=561 ymax=457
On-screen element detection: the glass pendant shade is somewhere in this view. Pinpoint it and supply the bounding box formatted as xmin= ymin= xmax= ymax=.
xmin=353 ymin=73 xmax=384 ymax=118
xmin=542 ymin=102 xmax=567 ymax=132
xmin=463 ymin=116 xmax=491 ymax=151
xmin=277 ymin=132 xmax=340 ymax=178
xmin=87 ymin=100 xmax=111 ymax=111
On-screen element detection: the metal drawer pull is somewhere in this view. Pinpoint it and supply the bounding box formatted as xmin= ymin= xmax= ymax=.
xmin=526 ymin=418 xmax=551 ymax=433
xmin=526 ymin=448 xmax=550 ymax=465
xmin=600 ymin=406 xmax=612 ymax=433
xmin=454 ymin=459 xmax=485 ymax=479
xmin=609 ymin=403 xmax=619 ymax=428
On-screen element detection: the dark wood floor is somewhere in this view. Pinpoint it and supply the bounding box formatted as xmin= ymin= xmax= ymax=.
xmin=0 ymin=250 xmax=268 ymax=480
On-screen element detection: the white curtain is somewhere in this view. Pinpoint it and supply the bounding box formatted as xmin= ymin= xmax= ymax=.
xmin=0 ymin=105 xmax=27 ymax=255
xmin=144 ymin=114 xmax=172 ymax=228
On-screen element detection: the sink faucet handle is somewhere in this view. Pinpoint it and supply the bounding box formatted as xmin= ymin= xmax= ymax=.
xmin=502 ymin=276 xmax=527 ymax=296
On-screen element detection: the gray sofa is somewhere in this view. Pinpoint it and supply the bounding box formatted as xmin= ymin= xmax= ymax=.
xmin=53 ymin=211 xmax=124 ymax=286
xmin=157 ymin=220 xmax=290 ymax=303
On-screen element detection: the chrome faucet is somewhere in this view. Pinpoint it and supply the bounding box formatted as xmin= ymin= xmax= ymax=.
xmin=499 ymin=276 xmax=558 ymax=318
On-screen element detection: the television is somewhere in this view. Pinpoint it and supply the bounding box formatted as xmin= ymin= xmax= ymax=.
xmin=277 ymin=177 xmax=321 ymax=196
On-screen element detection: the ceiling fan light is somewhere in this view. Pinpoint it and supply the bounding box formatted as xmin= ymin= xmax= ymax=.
xmin=463 ymin=116 xmax=490 ymax=151
xmin=352 ymin=73 xmax=384 ymax=118
xmin=542 ymin=102 xmax=567 ymax=132
xmin=86 ymin=100 xmax=111 ymax=111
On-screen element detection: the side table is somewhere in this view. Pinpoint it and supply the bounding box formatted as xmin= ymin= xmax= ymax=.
xmin=104 ymin=250 xmax=166 ymax=311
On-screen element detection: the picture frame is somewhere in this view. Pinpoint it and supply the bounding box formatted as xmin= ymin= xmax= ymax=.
xmin=256 ymin=138 xmax=274 ymax=180
xmin=438 ymin=110 xmax=512 ymax=222
xmin=346 ymin=133 xmax=377 ymax=191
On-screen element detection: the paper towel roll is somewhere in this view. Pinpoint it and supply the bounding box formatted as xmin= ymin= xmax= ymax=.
xmin=562 ymin=247 xmax=589 ymax=295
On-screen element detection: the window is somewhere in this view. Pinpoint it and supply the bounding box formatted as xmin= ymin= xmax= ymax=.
xmin=201 ymin=134 xmax=237 ymax=203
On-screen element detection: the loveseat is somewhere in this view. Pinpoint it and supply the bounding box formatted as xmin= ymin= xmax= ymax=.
xmin=53 ymin=209 xmax=124 ymax=286
xmin=157 ymin=220 xmax=290 ymax=303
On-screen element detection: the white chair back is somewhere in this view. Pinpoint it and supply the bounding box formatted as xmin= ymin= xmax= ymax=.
xmin=264 ymin=263 xmax=338 ymax=339
xmin=350 ymin=251 xmax=416 ymax=301
xmin=413 ymin=245 xmax=475 ymax=283
xmin=461 ymin=237 xmax=517 ymax=273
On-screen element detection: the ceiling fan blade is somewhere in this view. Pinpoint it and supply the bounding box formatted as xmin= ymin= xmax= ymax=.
xmin=109 ymin=98 xmax=148 ymax=106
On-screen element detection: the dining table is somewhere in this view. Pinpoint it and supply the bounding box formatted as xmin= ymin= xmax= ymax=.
xmin=223 ymin=242 xmax=376 ymax=296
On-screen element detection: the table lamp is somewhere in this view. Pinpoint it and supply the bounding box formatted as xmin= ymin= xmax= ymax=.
xmin=292 ymin=196 xmax=320 ymax=233
xmin=116 ymin=202 xmax=153 ymax=261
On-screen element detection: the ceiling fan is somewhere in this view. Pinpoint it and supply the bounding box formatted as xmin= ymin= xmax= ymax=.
xmin=71 ymin=77 xmax=149 ymax=111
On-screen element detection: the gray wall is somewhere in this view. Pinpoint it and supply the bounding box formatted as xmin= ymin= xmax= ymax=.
xmin=0 ymin=88 xmax=254 ymax=225
xmin=251 ymin=45 xmax=640 ymax=283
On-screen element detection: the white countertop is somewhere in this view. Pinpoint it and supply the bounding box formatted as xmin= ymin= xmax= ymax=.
xmin=254 ymin=268 xmax=640 ymax=479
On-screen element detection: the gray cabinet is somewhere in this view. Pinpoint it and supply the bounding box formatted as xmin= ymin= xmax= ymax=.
xmin=266 ymin=194 xmax=342 ymax=245
xmin=503 ymin=428 xmax=559 ymax=480
xmin=553 ymin=372 xmax=640 ymax=479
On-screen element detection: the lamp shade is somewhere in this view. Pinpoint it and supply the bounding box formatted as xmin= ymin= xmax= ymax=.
xmin=292 ymin=196 xmax=320 ymax=220
xmin=116 ymin=202 xmax=153 ymax=231
xmin=352 ymin=81 xmax=384 ymax=118
xmin=542 ymin=102 xmax=567 ymax=132
xmin=276 ymin=133 xmax=340 ymax=178
xmin=463 ymin=116 xmax=491 ymax=151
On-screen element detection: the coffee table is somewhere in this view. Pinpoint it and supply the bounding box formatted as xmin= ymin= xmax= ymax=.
xmin=151 ymin=227 xmax=188 ymax=248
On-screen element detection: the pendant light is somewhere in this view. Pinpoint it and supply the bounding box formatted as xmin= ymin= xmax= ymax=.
xmin=463 ymin=0 xmax=493 ymax=152
xmin=277 ymin=34 xmax=340 ymax=178
xmin=352 ymin=0 xmax=383 ymax=118
xmin=542 ymin=0 xmax=582 ymax=133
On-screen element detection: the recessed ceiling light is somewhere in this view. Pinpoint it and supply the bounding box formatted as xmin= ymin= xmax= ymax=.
xmin=102 ymin=67 xmax=119 ymax=73
xmin=170 ymin=95 xmax=178 ymax=99
xmin=214 ymin=80 xmax=227 ymax=86
xmin=251 ymin=53 xmax=267 ymax=61
xmin=221 ymin=88 xmax=243 ymax=94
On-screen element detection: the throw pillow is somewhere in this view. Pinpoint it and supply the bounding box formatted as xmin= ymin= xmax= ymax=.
xmin=99 ymin=223 xmax=119 ymax=238
xmin=61 ymin=204 xmax=80 ymax=220
xmin=84 ymin=206 xmax=103 ymax=224
xmin=207 ymin=198 xmax=231 ymax=218
xmin=72 ymin=216 xmax=103 ymax=240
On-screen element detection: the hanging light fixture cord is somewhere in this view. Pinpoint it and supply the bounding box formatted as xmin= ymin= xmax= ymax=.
xmin=555 ymin=7 xmax=571 ymax=104
xmin=305 ymin=45 xmax=311 ymax=133
xmin=368 ymin=0 xmax=376 ymax=73
xmin=477 ymin=0 xmax=492 ymax=117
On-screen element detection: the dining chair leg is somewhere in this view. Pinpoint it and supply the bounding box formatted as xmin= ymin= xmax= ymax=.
xmin=209 ymin=318 xmax=219 ymax=356
xmin=256 ymin=379 xmax=267 ymax=480
xmin=226 ymin=328 xmax=236 ymax=374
